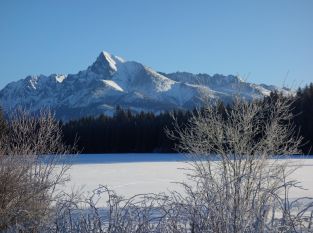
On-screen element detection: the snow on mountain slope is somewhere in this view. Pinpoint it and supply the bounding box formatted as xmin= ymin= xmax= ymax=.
xmin=0 ymin=51 xmax=291 ymax=120
xmin=101 ymin=80 xmax=124 ymax=92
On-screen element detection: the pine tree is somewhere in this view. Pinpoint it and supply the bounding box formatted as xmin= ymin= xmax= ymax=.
xmin=0 ymin=106 xmax=6 ymax=140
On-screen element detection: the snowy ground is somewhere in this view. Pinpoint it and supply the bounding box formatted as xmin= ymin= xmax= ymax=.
xmin=59 ymin=154 xmax=313 ymax=203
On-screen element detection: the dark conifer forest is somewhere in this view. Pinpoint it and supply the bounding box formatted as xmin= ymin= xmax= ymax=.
xmin=61 ymin=108 xmax=188 ymax=153
xmin=293 ymin=84 xmax=313 ymax=153
xmin=60 ymin=84 xmax=313 ymax=154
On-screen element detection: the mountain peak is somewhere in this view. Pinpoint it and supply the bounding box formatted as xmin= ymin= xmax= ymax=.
xmin=88 ymin=51 xmax=124 ymax=77
xmin=99 ymin=51 xmax=125 ymax=67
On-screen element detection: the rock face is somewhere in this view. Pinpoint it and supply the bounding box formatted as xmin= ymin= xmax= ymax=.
xmin=0 ymin=51 xmax=290 ymax=120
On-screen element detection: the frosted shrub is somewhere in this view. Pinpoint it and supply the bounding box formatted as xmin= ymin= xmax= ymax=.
xmin=0 ymin=109 xmax=72 ymax=232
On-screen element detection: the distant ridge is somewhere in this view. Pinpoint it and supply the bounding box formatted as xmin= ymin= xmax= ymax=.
xmin=0 ymin=51 xmax=291 ymax=121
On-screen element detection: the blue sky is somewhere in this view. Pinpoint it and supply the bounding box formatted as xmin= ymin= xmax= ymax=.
xmin=0 ymin=0 xmax=312 ymax=89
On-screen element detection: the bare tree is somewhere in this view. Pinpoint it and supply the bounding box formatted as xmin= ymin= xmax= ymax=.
xmin=166 ymin=95 xmax=313 ymax=232
xmin=0 ymin=109 xmax=73 ymax=232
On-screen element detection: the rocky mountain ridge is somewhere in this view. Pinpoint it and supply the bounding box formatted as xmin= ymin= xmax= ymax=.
xmin=0 ymin=51 xmax=290 ymax=120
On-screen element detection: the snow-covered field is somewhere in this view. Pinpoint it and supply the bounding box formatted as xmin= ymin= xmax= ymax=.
xmin=60 ymin=154 xmax=313 ymax=202
xmin=60 ymin=154 xmax=188 ymax=199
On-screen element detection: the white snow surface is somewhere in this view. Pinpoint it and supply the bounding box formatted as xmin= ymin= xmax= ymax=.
xmin=55 ymin=75 xmax=66 ymax=83
xmin=58 ymin=154 xmax=313 ymax=206
xmin=101 ymin=80 xmax=124 ymax=92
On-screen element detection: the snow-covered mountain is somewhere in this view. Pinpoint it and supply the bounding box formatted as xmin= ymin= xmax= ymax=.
xmin=0 ymin=51 xmax=290 ymax=120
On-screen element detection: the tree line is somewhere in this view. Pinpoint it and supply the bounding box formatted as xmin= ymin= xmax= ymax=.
xmin=61 ymin=84 xmax=313 ymax=154
xmin=61 ymin=107 xmax=188 ymax=153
